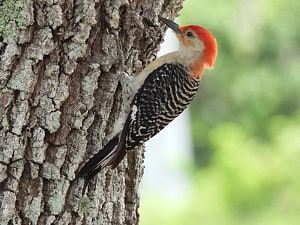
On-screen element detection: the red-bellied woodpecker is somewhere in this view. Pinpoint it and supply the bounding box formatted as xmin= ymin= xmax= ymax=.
xmin=77 ymin=16 xmax=217 ymax=192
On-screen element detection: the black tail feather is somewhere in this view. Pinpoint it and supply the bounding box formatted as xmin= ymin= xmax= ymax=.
xmin=76 ymin=135 xmax=120 ymax=194
xmin=81 ymin=166 xmax=103 ymax=195
xmin=111 ymin=149 xmax=127 ymax=169
xmin=76 ymin=135 xmax=119 ymax=179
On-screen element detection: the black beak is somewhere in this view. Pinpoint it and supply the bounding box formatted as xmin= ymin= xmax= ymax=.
xmin=159 ymin=16 xmax=182 ymax=34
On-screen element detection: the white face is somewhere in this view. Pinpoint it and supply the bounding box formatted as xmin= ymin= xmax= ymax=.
xmin=178 ymin=29 xmax=205 ymax=63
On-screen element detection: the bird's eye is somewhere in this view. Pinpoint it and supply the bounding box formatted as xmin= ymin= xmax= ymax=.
xmin=186 ymin=31 xmax=194 ymax=37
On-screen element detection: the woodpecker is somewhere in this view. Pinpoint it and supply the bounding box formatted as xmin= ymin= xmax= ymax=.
xmin=77 ymin=16 xmax=217 ymax=192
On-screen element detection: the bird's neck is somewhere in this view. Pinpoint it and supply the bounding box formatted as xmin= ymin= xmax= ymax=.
xmin=134 ymin=51 xmax=204 ymax=87
xmin=190 ymin=58 xmax=205 ymax=80
xmin=173 ymin=50 xmax=205 ymax=80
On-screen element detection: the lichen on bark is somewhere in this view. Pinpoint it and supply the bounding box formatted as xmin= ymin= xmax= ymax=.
xmin=0 ymin=0 xmax=27 ymax=42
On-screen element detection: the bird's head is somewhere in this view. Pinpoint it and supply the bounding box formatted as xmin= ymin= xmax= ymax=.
xmin=159 ymin=17 xmax=217 ymax=79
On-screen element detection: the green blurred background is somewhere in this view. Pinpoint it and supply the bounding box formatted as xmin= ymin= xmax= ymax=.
xmin=140 ymin=0 xmax=300 ymax=224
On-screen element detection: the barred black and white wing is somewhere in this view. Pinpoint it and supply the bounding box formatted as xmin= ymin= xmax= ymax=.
xmin=111 ymin=63 xmax=200 ymax=167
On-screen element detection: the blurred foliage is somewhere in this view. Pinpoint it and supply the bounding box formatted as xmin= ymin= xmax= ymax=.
xmin=141 ymin=0 xmax=300 ymax=224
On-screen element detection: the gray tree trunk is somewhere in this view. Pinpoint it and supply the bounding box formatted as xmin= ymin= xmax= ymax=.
xmin=0 ymin=0 xmax=183 ymax=224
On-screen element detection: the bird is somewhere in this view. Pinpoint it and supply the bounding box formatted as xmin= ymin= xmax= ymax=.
xmin=76 ymin=16 xmax=217 ymax=193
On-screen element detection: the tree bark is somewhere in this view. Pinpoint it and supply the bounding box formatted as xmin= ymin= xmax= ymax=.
xmin=0 ymin=0 xmax=183 ymax=224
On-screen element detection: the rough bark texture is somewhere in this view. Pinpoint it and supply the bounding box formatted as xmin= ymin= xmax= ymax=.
xmin=0 ymin=0 xmax=183 ymax=224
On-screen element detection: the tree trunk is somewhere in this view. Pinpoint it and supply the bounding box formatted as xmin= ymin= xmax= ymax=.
xmin=0 ymin=0 xmax=182 ymax=224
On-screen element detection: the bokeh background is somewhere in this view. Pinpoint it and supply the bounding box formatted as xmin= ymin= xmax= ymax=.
xmin=140 ymin=0 xmax=300 ymax=224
